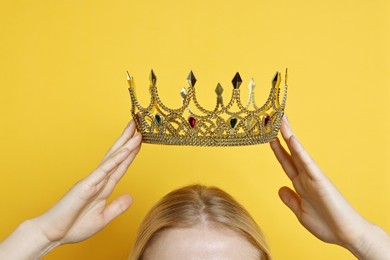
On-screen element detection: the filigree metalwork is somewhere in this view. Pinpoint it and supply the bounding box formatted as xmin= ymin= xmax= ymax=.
xmin=127 ymin=69 xmax=288 ymax=146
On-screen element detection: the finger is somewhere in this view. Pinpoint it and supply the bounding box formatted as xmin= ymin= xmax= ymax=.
xmin=270 ymin=138 xmax=299 ymax=180
xmin=103 ymin=121 xmax=136 ymax=161
xmin=288 ymin=135 xmax=323 ymax=180
xmin=277 ymin=117 xmax=313 ymax=179
xmin=86 ymin=147 xmax=131 ymax=186
xmin=102 ymin=194 xmax=133 ymax=226
xmin=95 ymin=136 xmax=142 ymax=199
xmin=280 ymin=115 xmax=295 ymax=143
xmin=279 ymin=186 xmax=302 ymax=219
xmin=86 ymin=134 xmax=142 ymax=201
xmin=109 ymin=142 xmax=142 ymax=184
xmin=280 ymin=116 xmax=305 ymax=172
xmin=122 ymin=132 xmax=142 ymax=152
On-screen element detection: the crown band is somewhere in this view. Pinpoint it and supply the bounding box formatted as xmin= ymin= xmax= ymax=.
xmin=127 ymin=70 xmax=288 ymax=147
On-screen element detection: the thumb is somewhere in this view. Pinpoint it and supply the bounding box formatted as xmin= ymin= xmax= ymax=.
xmin=102 ymin=194 xmax=133 ymax=226
xmin=279 ymin=186 xmax=302 ymax=219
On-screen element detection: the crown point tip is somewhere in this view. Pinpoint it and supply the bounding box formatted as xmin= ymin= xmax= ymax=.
xmin=232 ymin=72 xmax=243 ymax=89
xmin=186 ymin=70 xmax=197 ymax=87
xmin=273 ymin=72 xmax=278 ymax=81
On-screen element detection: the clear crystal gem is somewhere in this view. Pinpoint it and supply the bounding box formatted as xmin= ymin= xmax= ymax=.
xmin=248 ymin=78 xmax=256 ymax=93
xmin=245 ymin=117 xmax=253 ymax=129
xmin=180 ymin=87 xmax=187 ymax=99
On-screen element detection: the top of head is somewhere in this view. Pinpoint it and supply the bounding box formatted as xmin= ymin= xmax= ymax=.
xmin=127 ymin=69 xmax=288 ymax=146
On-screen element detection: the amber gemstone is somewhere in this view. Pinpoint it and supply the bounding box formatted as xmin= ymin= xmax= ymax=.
xmin=230 ymin=118 xmax=238 ymax=128
xmin=188 ymin=117 xmax=196 ymax=128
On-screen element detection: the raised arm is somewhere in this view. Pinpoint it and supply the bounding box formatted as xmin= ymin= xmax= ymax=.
xmin=0 ymin=120 xmax=142 ymax=259
xmin=270 ymin=116 xmax=390 ymax=259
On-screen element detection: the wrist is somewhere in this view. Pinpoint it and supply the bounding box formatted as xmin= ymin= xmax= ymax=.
xmin=28 ymin=218 xmax=62 ymax=258
xmin=346 ymin=222 xmax=390 ymax=260
xmin=0 ymin=218 xmax=61 ymax=259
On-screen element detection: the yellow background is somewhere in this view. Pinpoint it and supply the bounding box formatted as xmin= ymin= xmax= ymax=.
xmin=1 ymin=0 xmax=389 ymax=259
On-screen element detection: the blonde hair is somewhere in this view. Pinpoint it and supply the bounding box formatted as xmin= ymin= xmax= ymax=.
xmin=129 ymin=184 xmax=271 ymax=259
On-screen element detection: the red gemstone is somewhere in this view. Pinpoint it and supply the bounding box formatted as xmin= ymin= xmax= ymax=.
xmin=135 ymin=113 xmax=141 ymax=125
xmin=264 ymin=115 xmax=270 ymax=126
xmin=188 ymin=117 xmax=196 ymax=128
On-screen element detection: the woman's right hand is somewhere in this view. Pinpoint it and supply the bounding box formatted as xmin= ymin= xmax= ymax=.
xmin=35 ymin=120 xmax=142 ymax=246
xmin=270 ymin=116 xmax=390 ymax=259
xmin=0 ymin=120 xmax=142 ymax=259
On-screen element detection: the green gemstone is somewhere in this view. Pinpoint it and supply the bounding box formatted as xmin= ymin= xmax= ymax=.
xmin=230 ymin=118 xmax=238 ymax=128
xmin=155 ymin=114 xmax=162 ymax=125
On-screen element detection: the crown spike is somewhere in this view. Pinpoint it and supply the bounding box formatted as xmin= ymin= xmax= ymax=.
xmin=150 ymin=69 xmax=157 ymax=86
xmin=127 ymin=70 xmax=288 ymax=146
xmin=187 ymin=70 xmax=197 ymax=87
xmin=232 ymin=72 xmax=242 ymax=89
xmin=248 ymin=78 xmax=256 ymax=93
xmin=272 ymin=71 xmax=279 ymax=88
xmin=215 ymin=83 xmax=223 ymax=96
xmin=285 ymin=68 xmax=288 ymax=85
xmin=215 ymin=83 xmax=224 ymax=107
xmin=180 ymin=87 xmax=187 ymax=99
xmin=126 ymin=71 xmax=133 ymax=88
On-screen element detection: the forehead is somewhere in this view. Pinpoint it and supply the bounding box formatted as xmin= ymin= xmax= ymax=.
xmin=142 ymin=224 xmax=261 ymax=260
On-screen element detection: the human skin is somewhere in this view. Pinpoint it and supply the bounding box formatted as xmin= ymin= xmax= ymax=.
xmin=1 ymin=117 xmax=389 ymax=259
xmin=0 ymin=120 xmax=142 ymax=259
xmin=270 ymin=116 xmax=390 ymax=259
xmin=142 ymin=223 xmax=261 ymax=260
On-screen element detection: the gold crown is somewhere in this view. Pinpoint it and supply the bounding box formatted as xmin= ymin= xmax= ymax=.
xmin=126 ymin=70 xmax=288 ymax=146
